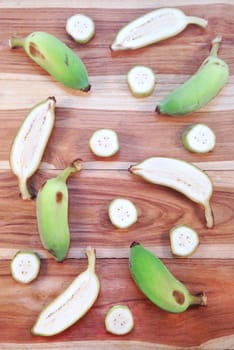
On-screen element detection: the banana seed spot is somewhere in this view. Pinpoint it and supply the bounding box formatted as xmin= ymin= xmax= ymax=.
xmin=173 ymin=290 xmax=185 ymax=305
xmin=29 ymin=42 xmax=45 ymax=60
xmin=56 ymin=191 xmax=63 ymax=203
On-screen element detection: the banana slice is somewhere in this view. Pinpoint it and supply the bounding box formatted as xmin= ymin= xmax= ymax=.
xmin=9 ymin=96 xmax=56 ymax=200
xmin=89 ymin=128 xmax=119 ymax=157
xmin=129 ymin=157 xmax=214 ymax=228
xmin=66 ymin=14 xmax=95 ymax=44
xmin=127 ymin=65 xmax=156 ymax=97
xmin=182 ymin=123 xmax=216 ymax=153
xmin=170 ymin=224 xmax=199 ymax=257
xmin=105 ymin=305 xmax=134 ymax=335
xmin=11 ymin=251 xmax=41 ymax=284
xmin=108 ymin=198 xmax=138 ymax=229
xmin=111 ymin=8 xmax=207 ymax=51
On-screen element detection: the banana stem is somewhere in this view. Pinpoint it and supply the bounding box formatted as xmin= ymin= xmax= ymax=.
xmin=210 ymin=36 xmax=222 ymax=57
xmin=57 ymin=159 xmax=82 ymax=183
xmin=204 ymin=201 xmax=214 ymax=229
xmin=9 ymin=36 xmax=26 ymax=49
xmin=18 ymin=178 xmax=32 ymax=200
xmin=189 ymin=292 xmax=207 ymax=306
xmin=187 ymin=16 xmax=208 ymax=28
xmin=86 ymin=246 xmax=96 ymax=273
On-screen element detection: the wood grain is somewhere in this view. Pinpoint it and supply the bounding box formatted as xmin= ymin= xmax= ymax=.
xmin=0 ymin=257 xmax=234 ymax=348
xmin=0 ymin=1 xmax=233 ymax=349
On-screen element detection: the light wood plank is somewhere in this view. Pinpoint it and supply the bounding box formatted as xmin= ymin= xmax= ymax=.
xmin=0 ymin=73 xmax=233 ymax=112
xmin=0 ymin=0 xmax=233 ymax=9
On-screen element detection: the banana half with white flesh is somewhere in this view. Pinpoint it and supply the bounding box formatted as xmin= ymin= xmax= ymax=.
xmin=129 ymin=157 xmax=214 ymax=228
xmin=31 ymin=247 xmax=100 ymax=336
xmin=111 ymin=8 xmax=207 ymax=51
xmin=10 ymin=97 xmax=56 ymax=200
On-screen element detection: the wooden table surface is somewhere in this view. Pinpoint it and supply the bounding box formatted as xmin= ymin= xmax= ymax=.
xmin=0 ymin=1 xmax=233 ymax=349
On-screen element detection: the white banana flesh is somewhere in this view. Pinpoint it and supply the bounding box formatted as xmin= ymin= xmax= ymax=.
xmin=111 ymin=8 xmax=207 ymax=51
xmin=129 ymin=157 xmax=214 ymax=228
xmin=31 ymin=247 xmax=100 ymax=336
xmin=66 ymin=13 xmax=95 ymax=44
xmin=105 ymin=305 xmax=134 ymax=335
xmin=11 ymin=250 xmax=41 ymax=284
xmin=170 ymin=225 xmax=199 ymax=257
xmin=10 ymin=97 xmax=56 ymax=199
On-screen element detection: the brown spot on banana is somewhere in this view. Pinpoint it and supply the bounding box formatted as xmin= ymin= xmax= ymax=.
xmin=29 ymin=42 xmax=45 ymax=59
xmin=173 ymin=290 xmax=185 ymax=305
xmin=56 ymin=191 xmax=63 ymax=203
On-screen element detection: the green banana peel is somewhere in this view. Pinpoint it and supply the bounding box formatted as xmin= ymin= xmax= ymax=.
xmin=9 ymin=31 xmax=91 ymax=91
xmin=129 ymin=242 xmax=207 ymax=313
xmin=156 ymin=36 xmax=229 ymax=116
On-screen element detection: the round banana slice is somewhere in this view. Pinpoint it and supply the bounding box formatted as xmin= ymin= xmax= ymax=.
xmin=66 ymin=13 xmax=95 ymax=44
xmin=127 ymin=65 xmax=156 ymax=97
xmin=11 ymin=250 xmax=41 ymax=284
xmin=89 ymin=128 xmax=119 ymax=157
xmin=105 ymin=305 xmax=134 ymax=335
xmin=170 ymin=225 xmax=199 ymax=257
xmin=108 ymin=198 xmax=138 ymax=229
xmin=182 ymin=123 xmax=216 ymax=153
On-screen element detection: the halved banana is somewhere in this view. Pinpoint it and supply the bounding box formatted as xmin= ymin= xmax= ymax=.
xmin=31 ymin=247 xmax=100 ymax=336
xmin=129 ymin=157 xmax=214 ymax=228
xmin=111 ymin=8 xmax=207 ymax=51
xmin=9 ymin=97 xmax=56 ymax=200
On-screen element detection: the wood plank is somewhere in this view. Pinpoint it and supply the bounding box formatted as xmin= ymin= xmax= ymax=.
xmin=0 ymin=0 xmax=233 ymax=8
xmin=0 ymin=169 xmax=233 ymax=259
xmin=0 ymin=257 xmax=233 ymax=349
xmin=0 ymin=107 xmax=234 ymax=166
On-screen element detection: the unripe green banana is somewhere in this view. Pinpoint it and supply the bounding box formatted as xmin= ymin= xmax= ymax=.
xmin=129 ymin=242 xmax=207 ymax=313
xmin=156 ymin=36 xmax=229 ymax=116
xmin=9 ymin=31 xmax=91 ymax=91
xmin=36 ymin=160 xmax=82 ymax=262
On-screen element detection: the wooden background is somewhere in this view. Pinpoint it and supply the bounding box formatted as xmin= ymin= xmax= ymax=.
xmin=0 ymin=1 xmax=233 ymax=349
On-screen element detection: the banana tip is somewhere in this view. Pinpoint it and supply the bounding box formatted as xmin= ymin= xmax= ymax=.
xmin=130 ymin=241 xmax=140 ymax=248
xmin=82 ymin=84 xmax=91 ymax=92
xmin=128 ymin=165 xmax=133 ymax=173
xmin=72 ymin=158 xmax=83 ymax=171
xmin=49 ymin=96 xmax=56 ymax=103
xmin=155 ymin=105 xmax=160 ymax=113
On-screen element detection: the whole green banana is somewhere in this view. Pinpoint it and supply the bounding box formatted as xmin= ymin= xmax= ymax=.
xmin=129 ymin=242 xmax=207 ymax=313
xmin=9 ymin=31 xmax=91 ymax=91
xmin=36 ymin=160 xmax=82 ymax=262
xmin=156 ymin=36 xmax=229 ymax=116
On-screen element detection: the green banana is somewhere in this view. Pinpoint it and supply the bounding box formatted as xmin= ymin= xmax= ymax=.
xmin=156 ymin=36 xmax=229 ymax=116
xmin=36 ymin=160 xmax=82 ymax=262
xmin=9 ymin=31 xmax=91 ymax=91
xmin=129 ymin=242 xmax=207 ymax=313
